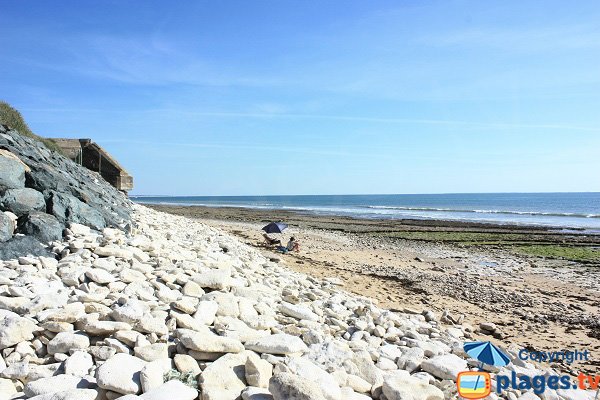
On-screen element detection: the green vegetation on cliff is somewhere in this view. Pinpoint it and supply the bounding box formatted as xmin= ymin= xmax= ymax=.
xmin=0 ymin=101 xmax=63 ymax=154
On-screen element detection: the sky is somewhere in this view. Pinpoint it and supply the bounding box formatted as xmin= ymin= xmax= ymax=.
xmin=1 ymin=0 xmax=599 ymax=196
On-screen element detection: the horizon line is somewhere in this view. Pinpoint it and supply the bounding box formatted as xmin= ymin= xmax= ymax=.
xmin=129 ymin=191 xmax=600 ymax=197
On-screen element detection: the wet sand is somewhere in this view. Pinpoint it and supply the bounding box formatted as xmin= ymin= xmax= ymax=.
xmin=148 ymin=204 xmax=600 ymax=374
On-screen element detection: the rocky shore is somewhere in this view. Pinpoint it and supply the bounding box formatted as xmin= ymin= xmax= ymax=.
xmin=0 ymin=204 xmax=596 ymax=400
xmin=0 ymin=123 xmax=131 ymax=260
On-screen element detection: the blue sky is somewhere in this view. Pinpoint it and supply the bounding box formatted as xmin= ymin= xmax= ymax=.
xmin=1 ymin=0 xmax=599 ymax=195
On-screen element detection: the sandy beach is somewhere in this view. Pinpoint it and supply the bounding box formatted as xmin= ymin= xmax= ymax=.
xmin=149 ymin=204 xmax=600 ymax=375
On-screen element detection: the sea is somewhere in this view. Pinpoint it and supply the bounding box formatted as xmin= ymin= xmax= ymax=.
xmin=131 ymin=192 xmax=600 ymax=231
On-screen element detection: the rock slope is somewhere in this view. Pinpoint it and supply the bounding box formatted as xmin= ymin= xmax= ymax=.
xmin=0 ymin=205 xmax=594 ymax=400
xmin=0 ymin=124 xmax=131 ymax=259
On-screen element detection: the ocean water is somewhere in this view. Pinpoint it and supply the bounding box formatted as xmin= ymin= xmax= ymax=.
xmin=131 ymin=193 xmax=600 ymax=230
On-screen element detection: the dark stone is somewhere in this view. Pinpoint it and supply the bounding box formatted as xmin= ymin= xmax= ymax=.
xmin=0 ymin=151 xmax=26 ymax=189
xmin=0 ymin=188 xmax=46 ymax=216
xmin=48 ymin=191 xmax=106 ymax=230
xmin=0 ymin=124 xmax=131 ymax=229
xmin=0 ymin=213 xmax=12 ymax=242
xmin=0 ymin=235 xmax=54 ymax=260
xmin=18 ymin=212 xmax=63 ymax=243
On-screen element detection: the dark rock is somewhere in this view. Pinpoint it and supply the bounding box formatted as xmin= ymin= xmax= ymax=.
xmin=0 ymin=188 xmax=46 ymax=216
xmin=47 ymin=191 xmax=106 ymax=230
xmin=0 ymin=150 xmax=26 ymax=189
xmin=0 ymin=235 xmax=54 ymax=259
xmin=0 ymin=125 xmax=131 ymax=229
xmin=0 ymin=213 xmax=12 ymax=242
xmin=18 ymin=212 xmax=63 ymax=243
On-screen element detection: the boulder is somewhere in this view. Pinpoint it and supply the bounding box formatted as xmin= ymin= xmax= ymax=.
xmin=18 ymin=211 xmax=63 ymax=243
xmin=178 ymin=329 xmax=244 ymax=353
xmin=279 ymin=302 xmax=319 ymax=321
xmin=23 ymin=374 xmax=91 ymax=397
xmin=173 ymin=354 xmax=201 ymax=376
xmin=382 ymin=372 xmax=444 ymax=400
xmin=0 ymin=213 xmax=12 ymax=242
xmin=420 ymin=354 xmax=467 ymax=381
xmin=64 ymin=351 xmax=94 ymax=376
xmin=285 ymin=357 xmax=341 ymax=400
xmin=139 ymin=380 xmax=198 ymax=400
xmin=96 ymin=353 xmax=147 ymax=394
xmin=269 ymin=372 xmax=326 ymax=400
xmin=245 ymin=333 xmax=309 ymax=355
xmin=245 ymin=355 xmax=273 ymax=388
xmin=0 ymin=188 xmax=45 ymax=216
xmin=242 ymin=387 xmax=274 ymax=400
xmin=47 ymin=331 xmax=90 ymax=354
xmin=140 ymin=360 xmax=166 ymax=393
xmin=48 ymin=191 xmax=106 ymax=230
xmin=0 ymin=150 xmax=26 ymax=189
xmin=0 ymin=309 xmax=39 ymax=349
xmin=0 ymin=235 xmax=54 ymax=259
xmin=192 ymin=269 xmax=232 ymax=290
xmin=200 ymin=351 xmax=252 ymax=400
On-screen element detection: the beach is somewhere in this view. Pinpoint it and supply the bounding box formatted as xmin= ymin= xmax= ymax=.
xmin=149 ymin=204 xmax=600 ymax=375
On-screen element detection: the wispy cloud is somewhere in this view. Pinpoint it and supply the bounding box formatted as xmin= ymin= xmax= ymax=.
xmin=22 ymin=106 xmax=600 ymax=133
xmin=419 ymin=23 xmax=600 ymax=52
xmin=100 ymin=138 xmax=394 ymax=159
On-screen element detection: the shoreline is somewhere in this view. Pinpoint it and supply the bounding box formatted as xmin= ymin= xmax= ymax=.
xmin=148 ymin=203 xmax=600 ymax=375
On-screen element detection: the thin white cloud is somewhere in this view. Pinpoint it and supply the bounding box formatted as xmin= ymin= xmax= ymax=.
xmin=22 ymin=106 xmax=600 ymax=133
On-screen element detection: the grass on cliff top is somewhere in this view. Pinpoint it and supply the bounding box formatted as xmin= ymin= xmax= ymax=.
xmin=0 ymin=101 xmax=64 ymax=154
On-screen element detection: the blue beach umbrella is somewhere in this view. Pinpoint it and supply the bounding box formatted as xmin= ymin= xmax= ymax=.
xmin=464 ymin=341 xmax=511 ymax=367
xmin=262 ymin=222 xmax=288 ymax=234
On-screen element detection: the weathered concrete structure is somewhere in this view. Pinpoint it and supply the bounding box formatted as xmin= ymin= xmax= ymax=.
xmin=50 ymin=138 xmax=134 ymax=192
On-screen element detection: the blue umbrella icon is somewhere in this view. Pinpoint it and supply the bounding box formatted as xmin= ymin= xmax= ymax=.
xmin=464 ymin=341 xmax=511 ymax=368
xmin=464 ymin=341 xmax=511 ymax=394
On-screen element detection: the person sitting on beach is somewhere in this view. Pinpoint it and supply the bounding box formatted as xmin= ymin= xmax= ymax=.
xmin=275 ymin=237 xmax=300 ymax=253
xmin=262 ymin=233 xmax=281 ymax=246
xmin=286 ymin=237 xmax=300 ymax=252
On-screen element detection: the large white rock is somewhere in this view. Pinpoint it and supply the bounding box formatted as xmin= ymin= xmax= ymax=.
xmin=269 ymin=372 xmax=326 ymax=400
xmin=397 ymin=347 xmax=425 ymax=373
xmin=420 ymin=354 xmax=467 ymax=381
xmin=140 ymin=360 xmax=165 ymax=393
xmin=0 ymin=310 xmax=38 ymax=349
xmin=28 ymin=389 xmax=100 ymax=400
xmin=174 ymin=354 xmax=201 ymax=376
xmin=64 ymin=351 xmax=93 ymax=376
xmin=94 ymin=246 xmax=133 ymax=259
xmin=47 ymin=332 xmax=90 ymax=354
xmin=194 ymin=300 xmax=219 ymax=325
xmin=23 ymin=375 xmax=91 ymax=397
xmin=279 ymin=302 xmax=319 ymax=321
xmin=242 ymin=386 xmax=274 ymax=400
xmin=245 ymin=334 xmax=308 ymax=355
xmin=192 ymin=269 xmax=232 ymax=290
xmin=85 ymin=268 xmax=116 ymax=284
xmin=96 ymin=353 xmax=146 ymax=394
xmin=245 ymin=355 xmax=273 ymax=388
xmin=139 ymin=380 xmax=198 ymax=400
xmin=382 ymin=372 xmax=444 ymax=400
xmin=0 ymin=378 xmax=17 ymax=399
xmin=178 ymin=329 xmax=244 ymax=353
xmin=200 ymin=351 xmax=253 ymax=400
xmin=134 ymin=343 xmax=168 ymax=362
xmin=285 ymin=357 xmax=342 ymax=400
